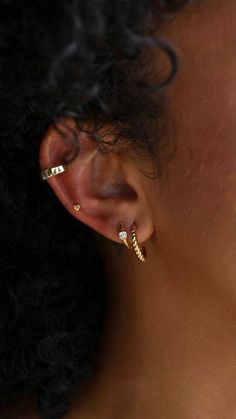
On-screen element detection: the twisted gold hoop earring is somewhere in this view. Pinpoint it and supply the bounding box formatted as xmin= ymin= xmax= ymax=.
xmin=40 ymin=164 xmax=69 ymax=181
xmin=131 ymin=223 xmax=146 ymax=263
xmin=118 ymin=222 xmax=131 ymax=249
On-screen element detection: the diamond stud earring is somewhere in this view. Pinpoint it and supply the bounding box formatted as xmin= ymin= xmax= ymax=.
xmin=118 ymin=222 xmax=131 ymax=249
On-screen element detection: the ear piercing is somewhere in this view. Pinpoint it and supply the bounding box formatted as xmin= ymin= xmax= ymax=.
xmin=41 ymin=166 xmax=82 ymax=213
xmin=40 ymin=167 xmax=146 ymax=262
xmin=73 ymin=204 xmax=81 ymax=211
xmin=40 ymin=164 xmax=69 ymax=181
xmin=118 ymin=222 xmax=147 ymax=263
xmin=118 ymin=223 xmax=132 ymax=249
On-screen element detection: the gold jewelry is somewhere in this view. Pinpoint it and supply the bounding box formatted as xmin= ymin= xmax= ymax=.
xmin=73 ymin=204 xmax=81 ymax=211
xmin=130 ymin=223 xmax=146 ymax=263
xmin=40 ymin=164 xmax=68 ymax=181
xmin=118 ymin=222 xmax=131 ymax=249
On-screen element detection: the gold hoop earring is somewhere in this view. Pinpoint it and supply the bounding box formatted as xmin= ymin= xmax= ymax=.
xmin=130 ymin=223 xmax=146 ymax=263
xmin=40 ymin=164 xmax=69 ymax=181
xmin=118 ymin=222 xmax=131 ymax=249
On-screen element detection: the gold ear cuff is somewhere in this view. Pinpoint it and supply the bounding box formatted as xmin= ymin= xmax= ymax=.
xmin=118 ymin=222 xmax=147 ymax=263
xmin=40 ymin=164 xmax=69 ymax=181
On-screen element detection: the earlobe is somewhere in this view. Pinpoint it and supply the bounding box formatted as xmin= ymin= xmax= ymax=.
xmin=39 ymin=117 xmax=154 ymax=250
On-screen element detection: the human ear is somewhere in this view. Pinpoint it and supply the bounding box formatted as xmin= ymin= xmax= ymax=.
xmin=39 ymin=117 xmax=154 ymax=245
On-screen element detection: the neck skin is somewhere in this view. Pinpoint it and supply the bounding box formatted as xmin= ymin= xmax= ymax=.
xmin=68 ymin=233 xmax=236 ymax=419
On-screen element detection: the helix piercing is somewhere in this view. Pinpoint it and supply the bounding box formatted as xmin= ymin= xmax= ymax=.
xmin=40 ymin=164 xmax=69 ymax=181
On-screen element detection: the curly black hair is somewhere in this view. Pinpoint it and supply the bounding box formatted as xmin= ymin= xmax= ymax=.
xmin=0 ymin=0 xmax=189 ymax=418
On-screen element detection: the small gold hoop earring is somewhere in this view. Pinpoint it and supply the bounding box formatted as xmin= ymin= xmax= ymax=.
xmin=40 ymin=164 xmax=69 ymax=181
xmin=130 ymin=223 xmax=146 ymax=263
xmin=118 ymin=222 xmax=131 ymax=249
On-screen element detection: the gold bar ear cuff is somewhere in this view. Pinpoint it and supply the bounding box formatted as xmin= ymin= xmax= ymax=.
xmin=40 ymin=164 xmax=69 ymax=181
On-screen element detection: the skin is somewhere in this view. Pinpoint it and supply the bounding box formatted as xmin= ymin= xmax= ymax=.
xmin=38 ymin=0 xmax=236 ymax=418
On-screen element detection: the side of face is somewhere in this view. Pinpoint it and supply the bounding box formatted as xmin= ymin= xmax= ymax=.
xmin=147 ymin=1 xmax=236 ymax=286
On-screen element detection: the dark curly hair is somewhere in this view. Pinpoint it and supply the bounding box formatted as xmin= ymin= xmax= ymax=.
xmin=0 ymin=0 xmax=189 ymax=418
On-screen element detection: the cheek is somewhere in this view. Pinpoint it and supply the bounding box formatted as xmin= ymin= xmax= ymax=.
xmin=148 ymin=0 xmax=236 ymax=284
xmin=157 ymin=72 xmax=236 ymax=279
